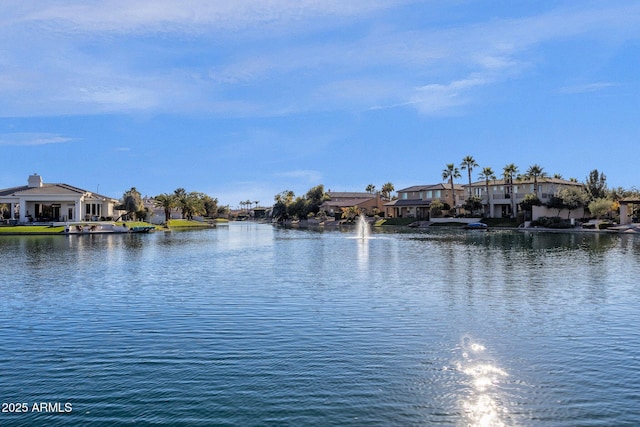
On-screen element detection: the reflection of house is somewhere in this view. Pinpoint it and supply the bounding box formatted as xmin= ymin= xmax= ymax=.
xmin=0 ymin=174 xmax=120 ymax=224
xmin=320 ymin=192 xmax=387 ymax=218
xmin=385 ymin=184 xmax=464 ymax=218
xmin=463 ymin=177 xmax=584 ymax=218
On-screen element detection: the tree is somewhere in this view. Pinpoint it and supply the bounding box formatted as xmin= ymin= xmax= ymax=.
xmin=430 ymin=199 xmax=444 ymax=218
xmin=305 ymin=184 xmax=329 ymax=214
xmin=366 ymin=184 xmax=376 ymax=194
xmin=588 ymin=198 xmax=614 ymax=219
xmin=525 ymin=164 xmax=547 ymax=197
xmin=154 ymin=193 xmax=176 ymax=223
xmin=460 ymin=155 xmax=478 ymax=198
xmin=122 ymin=187 xmax=144 ymax=220
xmin=174 ymin=188 xmax=189 ymax=218
xmin=273 ymin=190 xmax=295 ymax=221
xmin=585 ymin=169 xmax=607 ymax=200
xmin=381 ymin=182 xmax=395 ymax=199
xmin=519 ymin=193 xmax=542 ymax=221
xmin=203 ymin=196 xmax=219 ymax=218
xmin=502 ymin=164 xmax=519 ymax=218
xmin=551 ymin=187 xmax=589 ymax=218
xmin=478 ymin=167 xmax=496 ymax=215
xmin=462 ymin=196 xmax=483 ymax=215
xmin=442 ymin=163 xmax=461 ymax=213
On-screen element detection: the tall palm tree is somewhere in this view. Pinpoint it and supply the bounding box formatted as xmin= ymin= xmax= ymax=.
xmin=442 ymin=163 xmax=461 ymax=213
xmin=460 ymin=155 xmax=478 ymax=198
xmin=154 ymin=193 xmax=176 ymax=224
xmin=381 ymin=182 xmax=394 ymax=199
xmin=525 ymin=164 xmax=547 ymax=197
xmin=478 ymin=167 xmax=496 ymax=215
xmin=366 ymin=184 xmax=376 ymax=194
xmin=503 ymin=163 xmax=519 ymax=217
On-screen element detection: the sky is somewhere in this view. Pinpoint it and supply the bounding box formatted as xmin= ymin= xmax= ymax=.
xmin=1 ymin=0 xmax=639 ymax=208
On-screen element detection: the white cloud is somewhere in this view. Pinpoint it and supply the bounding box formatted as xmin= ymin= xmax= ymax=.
xmin=275 ymin=170 xmax=323 ymax=183
xmin=559 ymin=82 xmax=618 ymax=94
xmin=0 ymin=133 xmax=74 ymax=146
xmin=1 ymin=1 xmax=639 ymax=117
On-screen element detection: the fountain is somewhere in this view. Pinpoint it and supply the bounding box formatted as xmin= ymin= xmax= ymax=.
xmin=356 ymin=213 xmax=370 ymax=239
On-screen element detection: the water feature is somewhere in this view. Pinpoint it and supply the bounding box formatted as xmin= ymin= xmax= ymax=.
xmin=356 ymin=213 xmax=370 ymax=239
xmin=1 ymin=224 xmax=640 ymax=426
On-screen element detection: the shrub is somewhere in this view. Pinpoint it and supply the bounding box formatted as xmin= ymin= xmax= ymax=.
xmin=531 ymin=216 xmax=572 ymax=228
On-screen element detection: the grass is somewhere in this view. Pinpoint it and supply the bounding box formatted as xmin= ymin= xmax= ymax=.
xmin=167 ymin=219 xmax=213 ymax=228
xmin=380 ymin=218 xmax=418 ymax=226
xmin=0 ymin=225 xmax=65 ymax=234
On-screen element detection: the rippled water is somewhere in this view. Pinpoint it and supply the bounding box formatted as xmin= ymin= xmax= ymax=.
xmin=1 ymin=224 xmax=639 ymax=426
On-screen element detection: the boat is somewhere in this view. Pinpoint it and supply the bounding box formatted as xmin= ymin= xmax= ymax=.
xmin=464 ymin=222 xmax=488 ymax=230
xmin=64 ymin=222 xmax=155 ymax=234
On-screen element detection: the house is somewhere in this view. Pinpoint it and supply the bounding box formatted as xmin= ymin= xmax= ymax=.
xmin=320 ymin=192 xmax=387 ymax=218
xmin=385 ymin=184 xmax=465 ymax=218
xmin=463 ymin=177 xmax=585 ymax=218
xmin=0 ymin=174 xmax=121 ymax=224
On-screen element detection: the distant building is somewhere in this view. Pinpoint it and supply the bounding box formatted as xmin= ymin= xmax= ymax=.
xmin=385 ymin=184 xmax=465 ymax=218
xmin=320 ymin=192 xmax=387 ymax=218
xmin=0 ymin=174 xmax=121 ymax=224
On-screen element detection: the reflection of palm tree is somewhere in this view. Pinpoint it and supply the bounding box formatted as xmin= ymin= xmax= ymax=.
xmin=478 ymin=167 xmax=496 ymax=215
xmin=525 ymin=164 xmax=547 ymax=197
xmin=503 ymin=163 xmax=519 ymax=217
xmin=442 ymin=163 xmax=461 ymax=214
xmin=460 ymin=155 xmax=478 ymax=198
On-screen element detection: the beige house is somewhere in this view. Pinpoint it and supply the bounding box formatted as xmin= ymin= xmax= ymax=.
xmin=0 ymin=174 xmax=120 ymax=224
xmin=385 ymin=184 xmax=465 ymax=218
xmin=463 ymin=177 xmax=585 ymax=218
xmin=320 ymin=192 xmax=387 ymax=218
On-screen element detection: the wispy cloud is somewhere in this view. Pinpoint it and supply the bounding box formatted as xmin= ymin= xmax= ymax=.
xmin=559 ymin=82 xmax=618 ymax=94
xmin=0 ymin=133 xmax=74 ymax=146
xmin=1 ymin=1 xmax=639 ymax=117
xmin=275 ymin=170 xmax=323 ymax=184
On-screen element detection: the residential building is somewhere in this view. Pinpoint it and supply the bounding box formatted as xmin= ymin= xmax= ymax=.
xmin=320 ymin=192 xmax=387 ymax=218
xmin=463 ymin=177 xmax=585 ymax=218
xmin=0 ymin=174 xmax=121 ymax=224
xmin=385 ymin=184 xmax=465 ymax=218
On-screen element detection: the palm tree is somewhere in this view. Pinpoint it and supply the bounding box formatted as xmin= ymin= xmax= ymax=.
xmin=525 ymin=164 xmax=547 ymax=197
xmin=366 ymin=184 xmax=376 ymax=194
xmin=442 ymin=163 xmax=461 ymax=214
xmin=460 ymin=155 xmax=478 ymax=198
xmin=154 ymin=193 xmax=176 ymax=224
xmin=502 ymin=163 xmax=519 ymax=217
xmin=381 ymin=182 xmax=395 ymax=200
xmin=478 ymin=167 xmax=496 ymax=216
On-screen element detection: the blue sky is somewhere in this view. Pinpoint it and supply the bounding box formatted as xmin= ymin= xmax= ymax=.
xmin=1 ymin=1 xmax=639 ymax=208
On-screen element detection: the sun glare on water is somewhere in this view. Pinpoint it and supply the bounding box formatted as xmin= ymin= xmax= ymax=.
xmin=457 ymin=337 xmax=511 ymax=427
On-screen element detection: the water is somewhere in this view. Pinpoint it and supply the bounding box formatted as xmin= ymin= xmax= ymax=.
xmin=1 ymin=224 xmax=640 ymax=426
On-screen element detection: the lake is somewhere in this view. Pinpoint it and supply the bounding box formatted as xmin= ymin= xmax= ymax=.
xmin=1 ymin=223 xmax=639 ymax=426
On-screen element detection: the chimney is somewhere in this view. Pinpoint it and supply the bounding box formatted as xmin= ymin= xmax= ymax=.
xmin=28 ymin=173 xmax=43 ymax=188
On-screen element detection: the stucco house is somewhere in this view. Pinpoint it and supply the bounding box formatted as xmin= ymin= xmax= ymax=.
xmin=0 ymin=174 xmax=121 ymax=224
xmin=385 ymin=184 xmax=465 ymax=218
xmin=463 ymin=177 xmax=585 ymax=218
xmin=320 ymin=192 xmax=387 ymax=218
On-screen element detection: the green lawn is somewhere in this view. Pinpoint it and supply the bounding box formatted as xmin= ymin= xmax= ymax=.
xmin=0 ymin=225 xmax=66 ymax=234
xmin=167 ymin=219 xmax=214 ymax=228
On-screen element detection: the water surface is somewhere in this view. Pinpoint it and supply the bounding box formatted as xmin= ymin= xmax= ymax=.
xmin=1 ymin=224 xmax=639 ymax=426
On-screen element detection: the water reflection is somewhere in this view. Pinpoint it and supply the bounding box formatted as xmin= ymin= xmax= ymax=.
xmin=357 ymin=238 xmax=369 ymax=272
xmin=456 ymin=337 xmax=511 ymax=427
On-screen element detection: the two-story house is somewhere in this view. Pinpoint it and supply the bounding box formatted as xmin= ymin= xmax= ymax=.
xmin=463 ymin=177 xmax=585 ymax=218
xmin=385 ymin=184 xmax=465 ymax=218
